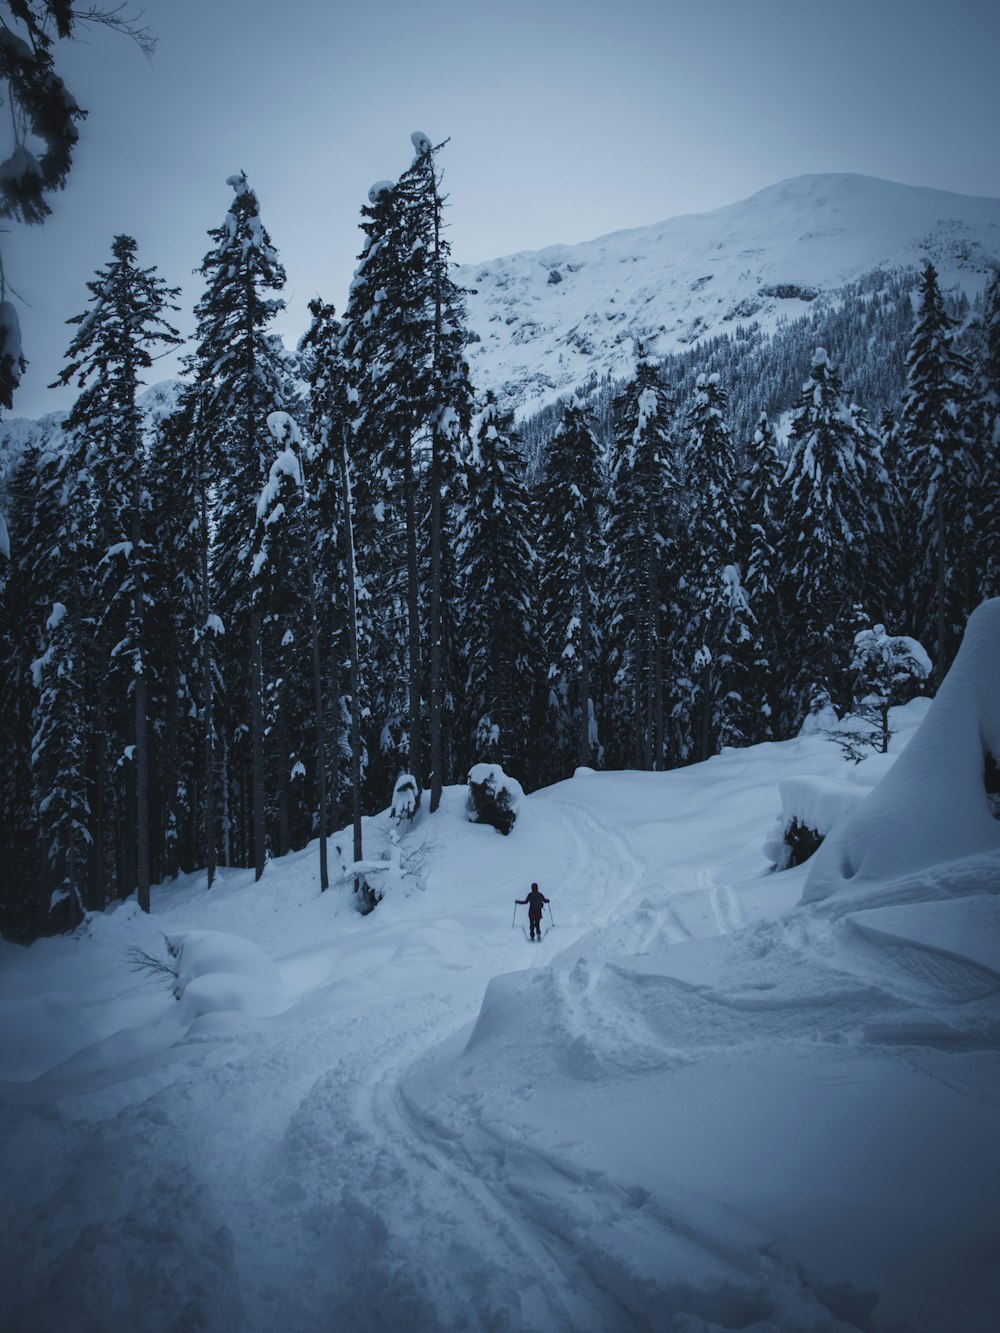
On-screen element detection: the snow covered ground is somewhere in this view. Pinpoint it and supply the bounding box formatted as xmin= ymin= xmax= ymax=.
xmin=2 ymin=654 xmax=999 ymax=1329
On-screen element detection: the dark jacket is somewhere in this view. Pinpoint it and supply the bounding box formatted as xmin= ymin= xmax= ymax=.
xmin=516 ymin=889 xmax=549 ymax=919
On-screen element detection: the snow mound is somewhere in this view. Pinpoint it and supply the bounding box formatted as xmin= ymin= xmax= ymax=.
xmin=0 ymin=990 xmax=98 ymax=1080
xmin=846 ymin=895 xmax=1000 ymax=979
xmin=167 ymin=930 xmax=289 ymax=1023
xmin=803 ymin=598 xmax=1000 ymax=905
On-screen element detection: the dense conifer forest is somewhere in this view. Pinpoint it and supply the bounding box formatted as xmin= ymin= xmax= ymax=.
xmin=2 ymin=134 xmax=999 ymax=941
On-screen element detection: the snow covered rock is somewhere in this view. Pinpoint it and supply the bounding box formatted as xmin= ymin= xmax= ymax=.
xmin=166 ymin=930 xmax=288 ymax=1023
xmin=390 ymin=772 xmax=420 ymax=824
xmin=802 ymin=598 xmax=1000 ymax=904
xmin=765 ymin=775 xmax=870 ymax=869
xmin=466 ymin=762 xmax=523 ymax=835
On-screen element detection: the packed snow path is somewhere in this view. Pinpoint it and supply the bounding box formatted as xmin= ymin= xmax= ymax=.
xmin=2 ymin=713 xmax=999 ymax=1331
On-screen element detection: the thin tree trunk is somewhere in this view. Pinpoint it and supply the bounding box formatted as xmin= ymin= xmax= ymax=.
xmin=250 ymin=605 xmax=266 ymax=880
xmin=164 ymin=622 xmax=179 ymax=881
xmin=403 ymin=445 xmax=422 ymax=787
xmin=936 ymin=487 xmax=946 ymax=689
xmin=579 ymin=533 xmax=592 ymax=770
xmin=277 ymin=685 xmax=290 ymax=858
xmin=300 ymin=472 xmax=329 ymax=890
xmin=429 ymin=434 xmax=443 ymax=809
xmin=199 ymin=473 xmax=216 ymax=889
xmin=341 ymin=430 xmax=364 ymax=880
xmin=129 ymin=464 xmax=151 ymax=912
xmin=428 ymin=153 xmax=445 ymax=812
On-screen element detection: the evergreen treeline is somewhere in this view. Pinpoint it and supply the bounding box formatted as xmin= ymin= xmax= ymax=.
xmin=2 ymin=134 xmax=999 ymax=940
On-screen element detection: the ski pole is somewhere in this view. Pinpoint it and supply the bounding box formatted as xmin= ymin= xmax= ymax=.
xmin=512 ymin=903 xmax=517 ymax=929
xmin=546 ymin=903 xmax=555 ymax=928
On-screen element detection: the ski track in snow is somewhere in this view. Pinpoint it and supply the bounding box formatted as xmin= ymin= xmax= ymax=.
xmin=3 ymin=710 xmax=1000 ymax=1330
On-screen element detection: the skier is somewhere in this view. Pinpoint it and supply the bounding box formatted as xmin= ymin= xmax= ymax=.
xmin=515 ymin=883 xmax=550 ymax=941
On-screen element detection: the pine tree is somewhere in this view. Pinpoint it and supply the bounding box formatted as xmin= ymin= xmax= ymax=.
xmin=51 ymin=233 xmax=180 ymax=913
xmin=457 ymin=393 xmax=537 ymax=776
xmin=776 ymin=349 xmax=872 ymax=728
xmin=339 ymin=176 xmax=425 ymax=795
xmin=301 ymin=297 xmax=367 ymax=881
xmin=606 ymin=348 xmax=678 ymax=768
xmin=538 ymin=396 xmax=605 ymax=776
xmin=675 ymin=373 xmax=745 ymax=759
xmin=396 ymin=133 xmax=475 ymax=811
xmin=740 ymin=411 xmax=783 ymax=741
xmin=898 ymin=262 xmax=974 ymax=684
xmin=189 ymin=173 xmax=288 ymax=881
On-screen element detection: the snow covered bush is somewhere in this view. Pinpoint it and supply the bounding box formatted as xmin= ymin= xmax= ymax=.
xmin=163 ymin=930 xmax=289 ymax=1023
xmin=466 ymin=763 xmax=523 ymax=835
xmin=390 ymin=773 xmax=420 ymax=825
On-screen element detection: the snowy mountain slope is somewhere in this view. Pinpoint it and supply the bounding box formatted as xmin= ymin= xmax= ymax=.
xmin=2 ymin=656 xmax=999 ymax=1330
xmin=457 ymin=173 xmax=1000 ymax=415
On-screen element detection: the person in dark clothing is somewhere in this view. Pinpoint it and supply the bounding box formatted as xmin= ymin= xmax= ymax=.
xmin=516 ymin=882 xmax=549 ymax=941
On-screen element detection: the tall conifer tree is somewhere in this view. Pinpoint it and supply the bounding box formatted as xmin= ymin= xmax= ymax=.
xmin=51 ymin=234 xmax=180 ymax=912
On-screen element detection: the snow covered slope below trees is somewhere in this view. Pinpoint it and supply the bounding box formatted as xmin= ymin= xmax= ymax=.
xmin=3 ymin=668 xmax=999 ymax=1331
xmin=457 ymin=172 xmax=1000 ymax=414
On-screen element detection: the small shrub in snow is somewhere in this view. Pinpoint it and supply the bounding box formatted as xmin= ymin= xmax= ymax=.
xmin=390 ymin=773 xmax=420 ymax=825
xmin=835 ymin=625 xmax=932 ymax=758
xmin=467 ymin=763 xmax=523 ymax=835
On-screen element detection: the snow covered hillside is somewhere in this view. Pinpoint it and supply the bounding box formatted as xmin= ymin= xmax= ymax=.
xmin=457 ymin=173 xmax=1000 ymax=415
xmin=2 ymin=609 xmax=1000 ymax=1331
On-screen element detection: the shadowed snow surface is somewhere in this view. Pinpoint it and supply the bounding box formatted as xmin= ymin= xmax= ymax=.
xmin=2 ymin=685 xmax=998 ymax=1331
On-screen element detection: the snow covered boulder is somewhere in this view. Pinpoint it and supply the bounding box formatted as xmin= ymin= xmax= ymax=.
xmin=165 ymin=930 xmax=289 ymax=1024
xmin=765 ymin=775 xmax=870 ymax=870
xmin=466 ymin=763 xmax=523 ymax=835
xmin=390 ymin=772 xmax=420 ymax=825
xmin=802 ymin=598 xmax=1000 ymax=905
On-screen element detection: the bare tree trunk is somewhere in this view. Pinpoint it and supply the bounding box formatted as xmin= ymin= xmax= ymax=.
xmin=129 ymin=465 xmax=151 ymax=912
xmin=579 ymin=530 xmax=592 ymax=770
xmin=276 ymin=687 xmax=290 ymax=858
xmin=936 ymin=488 xmax=946 ymax=689
xmin=198 ymin=474 xmax=216 ymax=889
xmin=429 ymin=433 xmax=443 ymax=809
xmin=250 ymin=606 xmax=266 ymax=881
xmin=341 ymin=431 xmax=364 ymax=880
xmin=299 ymin=471 xmax=329 ymax=890
xmin=428 ymin=153 xmax=445 ymax=813
xmin=403 ymin=445 xmax=422 ymax=787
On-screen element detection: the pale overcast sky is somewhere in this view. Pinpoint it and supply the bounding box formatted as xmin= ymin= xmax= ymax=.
xmin=6 ymin=0 xmax=999 ymax=417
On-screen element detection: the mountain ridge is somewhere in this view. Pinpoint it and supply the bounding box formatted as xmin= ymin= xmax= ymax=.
xmin=456 ymin=172 xmax=1000 ymax=416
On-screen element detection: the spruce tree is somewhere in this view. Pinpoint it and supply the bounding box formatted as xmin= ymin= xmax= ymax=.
xmin=606 ymin=348 xmax=678 ymax=768
xmin=741 ymin=411 xmax=783 ymax=742
xmin=675 ymin=373 xmax=745 ymax=760
xmin=898 ymin=261 xmax=973 ymax=684
xmin=776 ymin=349 xmax=871 ymax=728
xmin=538 ymin=396 xmax=605 ymax=776
xmin=189 ymin=173 xmax=288 ymax=881
xmin=396 ymin=133 xmax=475 ymax=810
xmin=457 ymin=392 xmax=537 ymax=776
xmin=51 ymin=234 xmax=180 ymax=913
xmin=339 ymin=176 xmax=425 ymax=796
